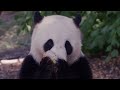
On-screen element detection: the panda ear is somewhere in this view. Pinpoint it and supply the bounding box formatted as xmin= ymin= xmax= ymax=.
xmin=34 ymin=11 xmax=44 ymax=24
xmin=73 ymin=14 xmax=82 ymax=28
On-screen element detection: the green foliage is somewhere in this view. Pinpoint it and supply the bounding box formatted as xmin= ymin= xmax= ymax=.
xmin=80 ymin=11 xmax=120 ymax=61
xmin=15 ymin=11 xmax=33 ymax=35
xmin=15 ymin=11 xmax=120 ymax=61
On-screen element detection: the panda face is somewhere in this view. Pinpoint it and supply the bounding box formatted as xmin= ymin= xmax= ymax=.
xmin=44 ymin=39 xmax=73 ymax=55
xmin=30 ymin=15 xmax=84 ymax=65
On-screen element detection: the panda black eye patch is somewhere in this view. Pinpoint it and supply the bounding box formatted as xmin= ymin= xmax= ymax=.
xmin=65 ymin=41 xmax=73 ymax=55
xmin=44 ymin=39 xmax=54 ymax=52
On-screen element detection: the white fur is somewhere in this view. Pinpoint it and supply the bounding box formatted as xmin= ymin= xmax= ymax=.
xmin=30 ymin=15 xmax=84 ymax=65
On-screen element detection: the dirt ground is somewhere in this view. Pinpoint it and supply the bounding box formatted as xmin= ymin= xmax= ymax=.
xmin=0 ymin=52 xmax=120 ymax=79
xmin=0 ymin=11 xmax=120 ymax=79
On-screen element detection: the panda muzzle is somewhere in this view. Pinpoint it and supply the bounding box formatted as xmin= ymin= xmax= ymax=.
xmin=43 ymin=51 xmax=58 ymax=64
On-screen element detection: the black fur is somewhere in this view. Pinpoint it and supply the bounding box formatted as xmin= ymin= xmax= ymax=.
xmin=73 ymin=14 xmax=81 ymax=28
xmin=44 ymin=39 xmax=54 ymax=52
xmin=65 ymin=41 xmax=73 ymax=55
xmin=56 ymin=57 xmax=92 ymax=79
xmin=68 ymin=57 xmax=92 ymax=79
xmin=34 ymin=58 xmax=69 ymax=79
xmin=19 ymin=55 xmax=92 ymax=79
xmin=34 ymin=11 xmax=43 ymax=24
xmin=19 ymin=55 xmax=39 ymax=79
xmin=34 ymin=57 xmax=56 ymax=79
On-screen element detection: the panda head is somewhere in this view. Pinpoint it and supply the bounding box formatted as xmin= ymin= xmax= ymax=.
xmin=30 ymin=11 xmax=84 ymax=65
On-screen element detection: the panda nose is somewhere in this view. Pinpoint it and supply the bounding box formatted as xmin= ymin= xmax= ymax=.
xmin=57 ymin=59 xmax=67 ymax=64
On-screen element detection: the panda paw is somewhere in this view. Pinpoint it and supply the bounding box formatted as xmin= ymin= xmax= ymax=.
xmin=39 ymin=57 xmax=55 ymax=71
xmin=34 ymin=57 xmax=57 ymax=79
xmin=57 ymin=59 xmax=69 ymax=77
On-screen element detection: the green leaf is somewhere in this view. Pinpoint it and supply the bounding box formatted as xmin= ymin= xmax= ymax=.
xmin=105 ymin=56 xmax=112 ymax=62
xmin=106 ymin=45 xmax=112 ymax=52
xmin=97 ymin=35 xmax=105 ymax=49
xmin=91 ymin=30 xmax=99 ymax=37
xmin=111 ymin=38 xmax=119 ymax=47
xmin=90 ymin=41 xmax=97 ymax=49
xmin=111 ymin=49 xmax=119 ymax=58
xmin=101 ymin=25 xmax=109 ymax=34
xmin=116 ymin=27 xmax=120 ymax=37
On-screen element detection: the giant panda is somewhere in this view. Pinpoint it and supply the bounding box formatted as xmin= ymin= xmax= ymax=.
xmin=19 ymin=11 xmax=92 ymax=79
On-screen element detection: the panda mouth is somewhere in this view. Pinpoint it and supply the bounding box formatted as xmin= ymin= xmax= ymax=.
xmin=41 ymin=57 xmax=58 ymax=71
xmin=43 ymin=51 xmax=58 ymax=64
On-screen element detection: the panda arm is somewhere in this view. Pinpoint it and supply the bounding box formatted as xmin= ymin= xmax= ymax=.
xmin=34 ymin=57 xmax=58 ymax=79
xmin=19 ymin=55 xmax=39 ymax=79
xmin=69 ymin=57 xmax=92 ymax=79
xmin=19 ymin=55 xmax=56 ymax=79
